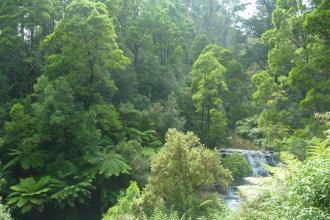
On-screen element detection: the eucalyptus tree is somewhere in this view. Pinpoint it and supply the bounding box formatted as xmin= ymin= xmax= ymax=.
xmin=191 ymin=46 xmax=228 ymax=146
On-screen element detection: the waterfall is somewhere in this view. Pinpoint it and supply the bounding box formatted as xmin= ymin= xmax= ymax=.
xmin=221 ymin=149 xmax=278 ymax=210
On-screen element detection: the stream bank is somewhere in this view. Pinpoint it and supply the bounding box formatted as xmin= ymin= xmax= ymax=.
xmin=220 ymin=149 xmax=278 ymax=210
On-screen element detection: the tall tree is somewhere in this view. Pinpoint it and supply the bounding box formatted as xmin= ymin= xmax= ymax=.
xmin=252 ymin=0 xmax=330 ymax=149
xmin=0 ymin=0 xmax=63 ymax=99
xmin=242 ymin=0 xmax=275 ymax=70
xmin=191 ymin=45 xmax=228 ymax=146
xmin=2 ymin=1 xmax=131 ymax=218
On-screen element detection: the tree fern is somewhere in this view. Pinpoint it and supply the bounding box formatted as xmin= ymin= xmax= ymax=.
xmin=7 ymin=176 xmax=52 ymax=213
xmin=126 ymin=128 xmax=162 ymax=148
xmin=4 ymin=145 xmax=50 ymax=170
xmin=86 ymin=146 xmax=131 ymax=178
xmin=51 ymin=177 xmax=94 ymax=208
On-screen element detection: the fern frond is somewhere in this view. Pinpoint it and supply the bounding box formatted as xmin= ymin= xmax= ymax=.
xmin=87 ymin=147 xmax=131 ymax=178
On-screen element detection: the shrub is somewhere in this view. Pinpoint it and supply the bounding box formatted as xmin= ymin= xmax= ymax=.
xmin=103 ymin=181 xmax=142 ymax=220
xmin=286 ymin=155 xmax=330 ymax=218
xmin=281 ymin=135 xmax=307 ymax=160
xmin=142 ymin=129 xmax=232 ymax=216
xmin=103 ymin=129 xmax=232 ymax=219
xmin=0 ymin=201 xmax=13 ymax=220
xmin=150 ymin=209 xmax=181 ymax=220
xmin=222 ymin=153 xmax=252 ymax=182
xmin=235 ymin=116 xmax=264 ymax=146
xmin=238 ymin=152 xmax=330 ymax=220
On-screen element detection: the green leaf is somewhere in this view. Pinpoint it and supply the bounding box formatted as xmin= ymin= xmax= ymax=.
xmin=7 ymin=176 xmax=52 ymax=213
xmin=87 ymin=147 xmax=131 ymax=178
xmin=16 ymin=199 xmax=28 ymax=208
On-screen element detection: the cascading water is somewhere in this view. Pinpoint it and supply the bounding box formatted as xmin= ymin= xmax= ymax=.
xmin=221 ymin=149 xmax=277 ymax=210
xmin=224 ymin=186 xmax=240 ymax=210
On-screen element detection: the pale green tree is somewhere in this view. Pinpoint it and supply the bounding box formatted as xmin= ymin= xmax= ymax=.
xmin=191 ymin=47 xmax=228 ymax=146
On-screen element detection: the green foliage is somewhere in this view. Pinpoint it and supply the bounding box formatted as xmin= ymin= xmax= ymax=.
xmin=0 ymin=0 xmax=329 ymax=219
xmin=88 ymin=103 xmax=123 ymax=140
xmin=7 ymin=175 xmax=97 ymax=213
xmin=120 ymin=94 xmax=186 ymax=140
xmin=41 ymin=0 xmax=129 ymax=105
xmin=7 ymin=176 xmax=52 ymax=213
xmin=306 ymin=113 xmax=330 ymax=158
xmin=208 ymin=109 xmax=229 ymax=146
xmin=191 ymin=45 xmax=228 ymax=146
xmin=186 ymin=0 xmax=247 ymax=50
xmin=235 ymin=116 xmax=264 ymax=146
xmin=191 ymin=43 xmax=251 ymax=146
xmin=145 ymin=94 xmax=186 ymax=138
xmin=222 ymin=153 xmax=252 ymax=182
xmin=103 ymin=130 xmax=232 ymax=219
xmin=202 ymin=45 xmax=250 ymax=125
xmin=127 ymin=129 xmax=162 ymax=150
xmin=239 ymin=152 xmax=330 ymax=220
xmin=0 ymin=0 xmax=63 ymax=101
xmin=4 ymin=145 xmax=49 ymax=171
xmin=142 ymin=129 xmax=232 ymax=216
xmin=3 ymin=103 xmax=32 ymax=151
xmin=190 ymin=34 xmax=210 ymax=62
xmin=0 ymin=201 xmax=13 ymax=220
xmin=307 ymin=141 xmax=330 ymax=158
xmin=251 ymin=0 xmax=330 ymax=148
xmin=286 ymin=155 xmax=330 ymax=218
xmin=242 ymin=0 xmax=274 ymax=70
xmin=3 ymin=128 xmax=50 ymax=170
xmin=304 ymin=0 xmax=330 ymax=42
xmin=103 ymin=181 xmax=141 ymax=220
xmin=114 ymin=0 xmax=193 ymax=101
xmin=238 ymin=191 xmax=286 ymax=220
xmin=114 ymin=140 xmax=154 ymax=186
xmin=281 ymin=136 xmax=307 ymax=160
xmin=51 ymin=177 xmax=94 ymax=209
xmin=86 ymin=146 xmax=131 ymax=178
xmin=1 ymin=0 xmax=135 ymax=217
xmin=150 ymin=209 xmax=181 ymax=220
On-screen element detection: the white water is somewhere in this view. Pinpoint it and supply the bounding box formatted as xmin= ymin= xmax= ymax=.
xmin=221 ymin=149 xmax=277 ymax=210
xmin=223 ymin=186 xmax=240 ymax=210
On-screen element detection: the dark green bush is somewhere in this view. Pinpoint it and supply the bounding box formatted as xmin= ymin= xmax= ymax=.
xmin=222 ymin=153 xmax=252 ymax=182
